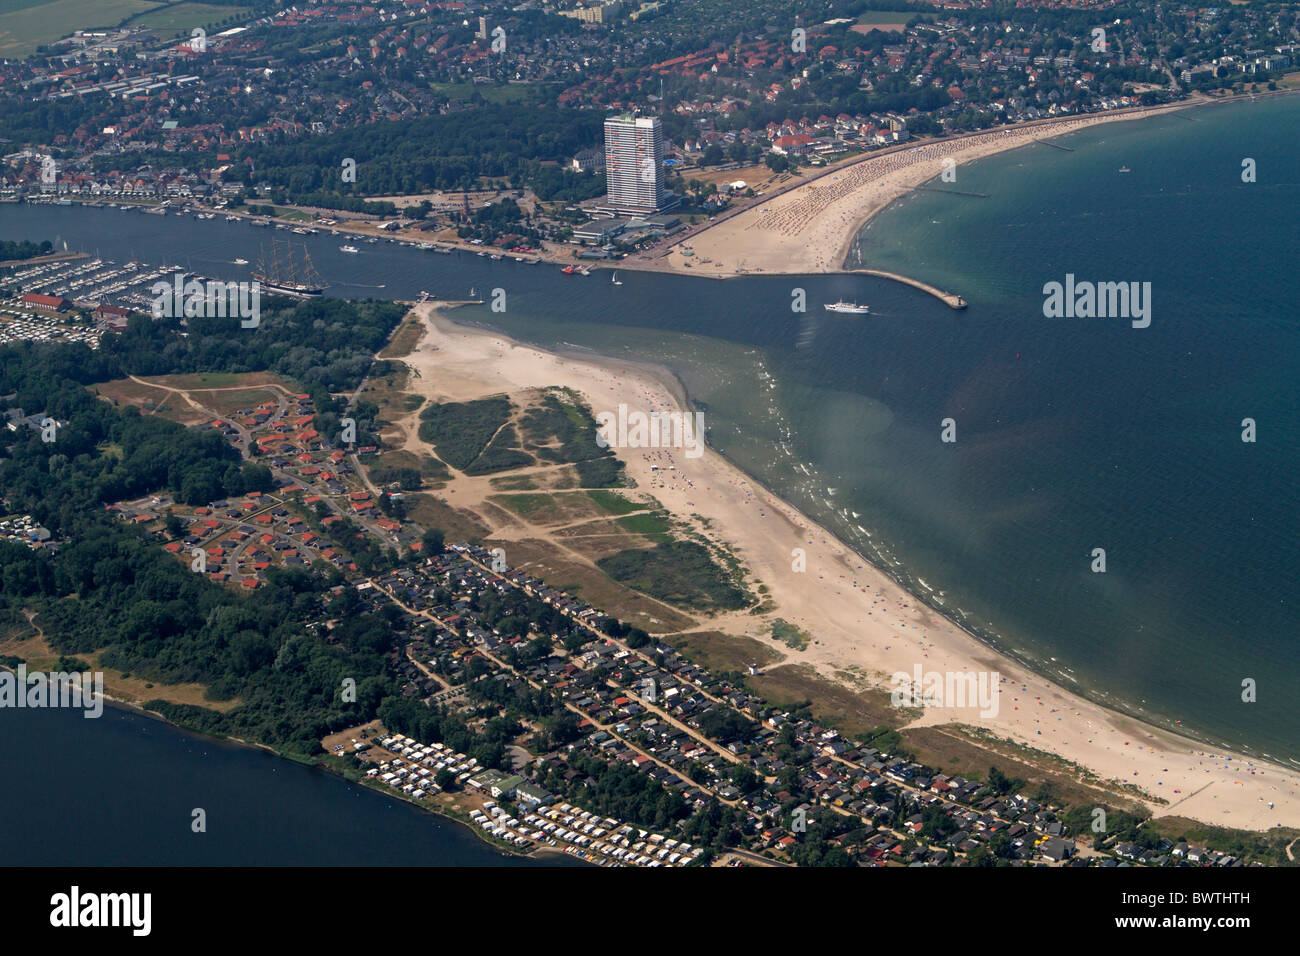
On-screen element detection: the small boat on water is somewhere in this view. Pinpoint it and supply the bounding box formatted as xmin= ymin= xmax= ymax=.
xmin=233 ymin=258 xmax=249 ymax=265
xmin=489 ymin=253 xmax=502 ymax=260
xmin=562 ymin=265 xmax=577 ymax=275
xmin=611 ymin=272 xmax=622 ymax=285
xmin=339 ymin=245 xmax=359 ymax=253
xmin=1118 ymin=166 xmax=1131 ymax=173
xmin=824 ymin=300 xmax=871 ymax=314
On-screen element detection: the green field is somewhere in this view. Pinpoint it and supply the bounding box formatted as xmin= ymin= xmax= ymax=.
xmin=855 ymin=10 xmax=916 ymax=24
xmin=0 ymin=0 xmax=68 ymax=13
xmin=585 ymin=489 xmax=641 ymax=516
xmin=494 ymin=493 xmax=553 ymax=518
xmin=127 ymin=1 xmax=249 ymax=35
xmin=596 ymin=540 xmax=750 ymax=613
xmin=428 ymin=82 xmax=552 ymax=105
xmin=614 ymin=513 xmax=671 ymax=537
xmin=0 ymin=0 xmax=160 ymax=56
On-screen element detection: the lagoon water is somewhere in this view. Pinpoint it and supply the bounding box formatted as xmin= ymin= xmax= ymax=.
xmin=2 ymin=94 xmax=1297 ymax=797
xmin=0 ymin=703 xmax=572 ymax=866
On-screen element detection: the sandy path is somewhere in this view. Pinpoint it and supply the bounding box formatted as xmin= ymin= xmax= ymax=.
xmin=401 ymin=303 xmax=1300 ymax=832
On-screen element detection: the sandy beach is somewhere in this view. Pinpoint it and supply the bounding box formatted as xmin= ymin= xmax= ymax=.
xmin=643 ymin=104 xmax=1191 ymax=280
xmin=402 ymin=302 xmax=1300 ymax=833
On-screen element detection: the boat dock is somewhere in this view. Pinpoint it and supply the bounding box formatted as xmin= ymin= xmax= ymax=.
xmin=850 ymin=269 xmax=967 ymax=310
xmin=0 ymin=250 xmax=89 ymax=269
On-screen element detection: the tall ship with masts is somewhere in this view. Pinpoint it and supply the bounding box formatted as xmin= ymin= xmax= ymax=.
xmin=253 ymin=240 xmax=325 ymax=298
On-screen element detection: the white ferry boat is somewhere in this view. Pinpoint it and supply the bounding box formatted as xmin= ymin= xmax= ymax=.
xmin=823 ymin=300 xmax=871 ymax=314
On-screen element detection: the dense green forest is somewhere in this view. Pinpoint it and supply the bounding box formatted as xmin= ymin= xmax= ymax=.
xmin=0 ymin=239 xmax=54 ymax=262
xmin=102 ymin=296 xmax=405 ymax=397
xmin=0 ymin=295 xmax=404 ymax=463
xmin=0 ymin=354 xmax=396 ymax=754
xmin=0 ymin=505 xmax=396 ymax=756
xmin=0 ymin=296 xmax=404 ymax=753
xmin=1 ymin=349 xmax=254 ymax=510
xmin=0 ymin=306 xmax=611 ymax=760
xmin=232 ymin=105 xmax=606 ymax=203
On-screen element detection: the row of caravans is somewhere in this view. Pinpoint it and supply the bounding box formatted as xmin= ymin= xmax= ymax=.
xmin=364 ymin=734 xmax=479 ymax=801
xmin=470 ymin=801 xmax=703 ymax=867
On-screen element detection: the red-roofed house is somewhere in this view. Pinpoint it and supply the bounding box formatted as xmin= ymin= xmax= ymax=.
xmin=23 ymin=293 xmax=71 ymax=314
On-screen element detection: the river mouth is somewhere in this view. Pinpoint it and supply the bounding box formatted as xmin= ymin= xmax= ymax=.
xmin=5 ymin=107 xmax=1299 ymax=775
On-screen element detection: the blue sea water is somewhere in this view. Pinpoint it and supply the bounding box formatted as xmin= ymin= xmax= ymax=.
xmin=2 ymin=94 xmax=1296 ymax=777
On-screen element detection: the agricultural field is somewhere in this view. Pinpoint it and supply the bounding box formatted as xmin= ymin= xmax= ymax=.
xmin=125 ymin=1 xmax=249 ymax=36
xmin=0 ymin=0 xmax=158 ymax=57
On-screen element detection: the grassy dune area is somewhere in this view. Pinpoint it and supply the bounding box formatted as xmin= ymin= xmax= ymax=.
xmin=665 ymin=630 xmax=783 ymax=675
xmin=745 ymin=663 xmax=902 ymax=740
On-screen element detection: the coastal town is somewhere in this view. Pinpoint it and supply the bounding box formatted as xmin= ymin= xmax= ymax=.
xmin=3 ymin=0 xmax=1298 ymax=268
xmin=1 ymin=0 xmax=1298 ymax=896
xmin=6 ymin=305 xmax=1264 ymax=868
xmin=113 ymin=478 xmax=1271 ymax=867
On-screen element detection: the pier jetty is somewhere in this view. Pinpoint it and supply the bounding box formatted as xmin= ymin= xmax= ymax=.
xmin=916 ymin=186 xmax=989 ymax=198
xmin=0 ymin=250 xmax=89 ymax=269
xmin=851 ymin=269 xmax=968 ymax=310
